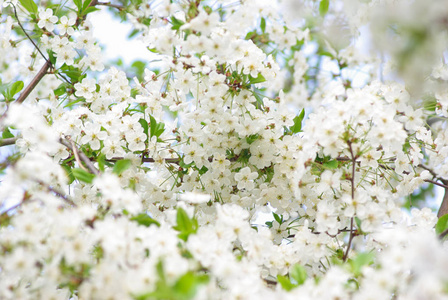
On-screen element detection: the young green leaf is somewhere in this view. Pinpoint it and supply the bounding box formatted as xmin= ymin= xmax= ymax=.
xmin=273 ymin=212 xmax=283 ymax=224
xmin=277 ymin=275 xmax=296 ymax=291
xmin=81 ymin=6 xmax=100 ymax=16
xmin=54 ymin=83 xmax=68 ymax=96
xmin=319 ymin=0 xmax=330 ymax=17
xmin=9 ymin=81 xmax=24 ymax=97
xmin=139 ymin=118 xmax=149 ymax=141
xmin=290 ymin=264 xmax=307 ymax=286
xmin=173 ymin=272 xmax=209 ymax=298
xmin=149 ymin=115 xmax=165 ymax=139
xmin=19 ymin=0 xmax=38 ymax=14
xmin=73 ymin=0 xmax=83 ymax=11
xmin=113 ymin=159 xmax=132 ymax=175
xmin=130 ymin=213 xmax=160 ymax=227
xmin=2 ymin=127 xmax=14 ymax=139
xmin=173 ymin=207 xmax=198 ymax=241
xmin=170 ymin=16 xmax=185 ymax=31
xmin=323 ymin=159 xmax=338 ymax=169
xmin=289 ymin=108 xmax=305 ymax=134
xmin=436 ymin=214 xmax=448 ymax=235
xmin=248 ymin=73 xmax=266 ymax=84
xmin=72 ymin=168 xmax=95 ymax=184
xmin=348 ymin=252 xmax=375 ymax=276
xmin=260 ymin=17 xmax=266 ymax=33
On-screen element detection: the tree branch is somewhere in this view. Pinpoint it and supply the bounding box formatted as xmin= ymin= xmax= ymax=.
xmin=0 ymin=137 xmax=18 ymax=147
xmin=437 ymin=179 xmax=448 ymax=218
xmin=12 ymin=4 xmax=51 ymax=65
xmin=96 ymin=2 xmax=125 ymax=10
xmin=60 ymin=137 xmax=100 ymax=175
xmin=16 ymin=60 xmax=52 ymax=104
xmin=343 ymin=141 xmax=357 ymax=262
xmin=35 ymin=179 xmax=77 ymax=207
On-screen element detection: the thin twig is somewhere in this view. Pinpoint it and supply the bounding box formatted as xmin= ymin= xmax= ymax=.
xmin=60 ymin=137 xmax=100 ymax=175
xmin=12 ymin=4 xmax=51 ymax=64
xmin=96 ymin=1 xmax=124 ymax=10
xmin=0 ymin=202 xmax=22 ymax=216
xmin=35 ymin=179 xmax=77 ymax=207
xmin=343 ymin=217 xmax=354 ymax=261
xmin=343 ymin=141 xmax=357 ymax=262
xmin=0 ymin=137 xmax=18 ymax=147
xmin=425 ymin=179 xmax=448 ymax=189
xmin=70 ymin=139 xmax=90 ymax=173
xmin=16 ymin=60 xmax=52 ymax=103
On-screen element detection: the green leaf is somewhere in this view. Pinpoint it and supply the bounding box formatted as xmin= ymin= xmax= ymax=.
xmin=72 ymin=168 xmax=95 ymax=183
xmin=128 ymin=29 xmax=140 ymax=39
xmin=149 ymin=115 xmax=165 ymax=139
xmin=81 ymin=6 xmax=100 ymax=16
xmin=252 ymin=90 xmax=264 ymax=109
xmin=323 ymin=159 xmax=338 ymax=169
xmin=319 ymin=0 xmax=330 ymax=17
xmin=97 ymin=154 xmax=106 ymax=172
xmin=273 ymin=212 xmax=282 ymax=224
xmin=131 ymin=60 xmax=147 ymax=79
xmin=2 ymin=127 xmax=14 ymax=139
xmin=436 ymin=214 xmax=448 ymax=235
xmin=0 ymin=80 xmax=24 ymax=100
xmin=19 ymin=0 xmax=37 ymax=14
xmin=277 ymin=275 xmax=296 ymax=291
xmin=139 ymin=118 xmax=149 ymax=141
xmin=73 ymin=0 xmax=83 ymax=11
xmin=354 ymin=216 xmax=362 ymax=231
xmin=170 ymin=16 xmax=185 ymax=31
xmin=290 ymin=108 xmax=305 ymax=134
xmin=47 ymin=49 xmax=57 ymax=65
xmin=130 ymin=213 xmax=160 ymax=227
xmin=59 ymin=65 xmax=83 ymax=82
xmin=290 ymin=264 xmax=307 ymax=286
xmin=173 ymin=207 xmax=198 ymax=241
xmin=173 ymin=272 xmax=209 ymax=298
xmin=248 ymin=73 xmax=266 ymax=84
xmin=54 ymin=83 xmax=67 ymax=96
xmin=62 ymin=164 xmax=76 ymax=184
xmin=260 ymin=17 xmax=266 ymax=33
xmin=113 ymin=159 xmax=132 ymax=175
xmin=9 ymin=81 xmax=24 ymax=97
xmin=348 ymin=252 xmax=375 ymax=276
xmin=245 ymin=134 xmax=259 ymax=144
xmin=82 ymin=0 xmax=93 ymax=11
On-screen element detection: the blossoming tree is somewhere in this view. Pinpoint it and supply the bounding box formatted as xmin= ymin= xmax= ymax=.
xmin=1 ymin=0 xmax=448 ymax=299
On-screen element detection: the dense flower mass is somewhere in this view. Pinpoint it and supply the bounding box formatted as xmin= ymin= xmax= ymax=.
xmin=1 ymin=0 xmax=448 ymax=299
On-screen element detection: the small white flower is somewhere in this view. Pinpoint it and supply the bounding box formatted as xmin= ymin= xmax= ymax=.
xmin=38 ymin=8 xmax=58 ymax=32
xmin=179 ymin=192 xmax=211 ymax=204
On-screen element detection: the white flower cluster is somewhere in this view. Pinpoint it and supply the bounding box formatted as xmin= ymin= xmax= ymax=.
xmin=1 ymin=0 xmax=448 ymax=299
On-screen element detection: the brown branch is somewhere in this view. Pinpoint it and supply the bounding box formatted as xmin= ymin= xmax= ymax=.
xmin=0 ymin=201 xmax=23 ymax=217
xmin=16 ymin=60 xmax=52 ymax=104
xmin=437 ymin=180 xmax=448 ymax=218
xmin=0 ymin=137 xmax=18 ymax=147
xmin=109 ymin=156 xmax=214 ymax=164
xmin=96 ymin=1 xmax=125 ymax=10
xmin=15 ymin=0 xmax=100 ymax=104
xmin=60 ymin=137 xmax=100 ymax=175
xmin=70 ymin=139 xmax=90 ymax=173
xmin=12 ymin=4 xmax=50 ymax=64
xmin=35 ymin=179 xmax=77 ymax=207
xmin=439 ymin=227 xmax=448 ymax=239
xmin=343 ymin=141 xmax=357 ymax=262
xmin=424 ymin=179 xmax=448 ymax=189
